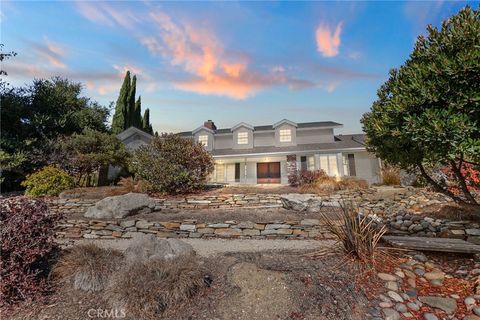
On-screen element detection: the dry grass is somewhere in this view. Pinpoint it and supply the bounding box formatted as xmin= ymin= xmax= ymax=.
xmin=117 ymin=177 xmax=148 ymax=193
xmin=299 ymin=176 xmax=369 ymax=194
xmin=52 ymin=244 xmax=123 ymax=292
xmin=319 ymin=203 xmax=386 ymax=265
xmin=381 ymin=164 xmax=401 ymax=186
xmin=106 ymin=255 xmax=206 ymax=319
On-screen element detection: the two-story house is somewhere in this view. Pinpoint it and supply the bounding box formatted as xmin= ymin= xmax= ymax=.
xmin=176 ymin=119 xmax=381 ymax=185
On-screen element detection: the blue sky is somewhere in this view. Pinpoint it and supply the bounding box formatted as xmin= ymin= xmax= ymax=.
xmin=2 ymin=1 xmax=475 ymax=134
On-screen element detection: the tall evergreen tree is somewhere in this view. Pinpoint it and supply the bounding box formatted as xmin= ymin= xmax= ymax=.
xmin=127 ymin=75 xmax=137 ymax=127
xmin=142 ymin=108 xmax=153 ymax=135
xmin=111 ymin=71 xmax=131 ymax=134
xmin=134 ymin=96 xmax=142 ymax=128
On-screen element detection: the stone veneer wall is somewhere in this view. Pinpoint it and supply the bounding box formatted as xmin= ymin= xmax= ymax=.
xmin=55 ymin=218 xmax=333 ymax=240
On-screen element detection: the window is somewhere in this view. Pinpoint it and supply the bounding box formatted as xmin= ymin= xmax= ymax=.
xmin=237 ymin=132 xmax=248 ymax=145
xmin=308 ymin=156 xmax=315 ymax=171
xmin=319 ymin=154 xmax=339 ymax=176
xmin=235 ymin=163 xmax=241 ymax=182
xmin=300 ymin=156 xmax=307 ymax=171
xmin=198 ymin=135 xmax=208 ymax=146
xmin=279 ymin=129 xmax=292 ymax=142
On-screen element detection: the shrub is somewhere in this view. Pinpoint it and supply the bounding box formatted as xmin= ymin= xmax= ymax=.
xmin=440 ymin=163 xmax=480 ymax=196
xmin=337 ymin=177 xmax=369 ymax=190
xmin=0 ymin=197 xmax=61 ymax=305
xmin=319 ymin=204 xmax=386 ymax=265
xmin=52 ymin=244 xmax=123 ymax=292
xmin=132 ymin=134 xmax=214 ymax=194
xmin=292 ymin=169 xmax=368 ymax=194
xmin=107 ymin=255 xmax=206 ymax=318
xmin=117 ymin=176 xmax=146 ymax=193
xmin=381 ymin=164 xmax=401 ymax=186
xmin=21 ymin=165 xmax=74 ymax=197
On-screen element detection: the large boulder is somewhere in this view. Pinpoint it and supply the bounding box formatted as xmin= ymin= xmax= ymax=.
xmin=84 ymin=193 xmax=156 ymax=219
xmin=124 ymin=234 xmax=195 ymax=263
xmin=280 ymin=194 xmax=316 ymax=211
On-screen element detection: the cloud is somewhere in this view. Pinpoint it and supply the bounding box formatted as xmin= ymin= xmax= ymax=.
xmin=28 ymin=37 xmax=67 ymax=69
xmin=315 ymin=22 xmax=343 ymax=57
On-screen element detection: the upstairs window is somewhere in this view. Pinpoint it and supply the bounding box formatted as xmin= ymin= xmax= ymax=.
xmin=198 ymin=135 xmax=208 ymax=147
xmin=237 ymin=132 xmax=248 ymax=145
xmin=279 ymin=129 xmax=292 ymax=142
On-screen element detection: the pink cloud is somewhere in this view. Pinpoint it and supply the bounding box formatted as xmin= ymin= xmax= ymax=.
xmin=315 ymin=22 xmax=343 ymax=57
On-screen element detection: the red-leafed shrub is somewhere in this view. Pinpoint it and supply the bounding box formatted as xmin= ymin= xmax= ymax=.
xmin=440 ymin=163 xmax=480 ymax=196
xmin=288 ymin=169 xmax=328 ymax=187
xmin=0 ymin=197 xmax=61 ymax=306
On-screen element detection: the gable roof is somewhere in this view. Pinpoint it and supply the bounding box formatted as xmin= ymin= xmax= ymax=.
xmin=117 ymin=126 xmax=154 ymax=142
xmin=177 ymin=120 xmax=343 ymax=136
xmin=231 ymin=122 xmax=254 ymax=131
xmin=272 ymin=119 xmax=297 ymax=128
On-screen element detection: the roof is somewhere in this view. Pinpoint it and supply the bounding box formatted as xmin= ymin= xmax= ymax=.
xmin=117 ymin=126 xmax=154 ymax=142
xmin=212 ymin=134 xmax=367 ymax=157
xmin=177 ymin=121 xmax=343 ymax=137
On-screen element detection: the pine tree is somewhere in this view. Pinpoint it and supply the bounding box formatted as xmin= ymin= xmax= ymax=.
xmin=111 ymin=71 xmax=131 ymax=134
xmin=142 ymin=108 xmax=153 ymax=135
xmin=134 ymin=96 xmax=142 ymax=128
xmin=127 ymin=75 xmax=137 ymax=127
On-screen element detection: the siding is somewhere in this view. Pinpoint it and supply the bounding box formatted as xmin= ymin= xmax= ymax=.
xmin=296 ymin=128 xmax=334 ymax=144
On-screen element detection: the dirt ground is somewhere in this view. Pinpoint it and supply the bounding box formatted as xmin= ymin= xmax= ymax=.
xmin=4 ymin=248 xmax=373 ymax=320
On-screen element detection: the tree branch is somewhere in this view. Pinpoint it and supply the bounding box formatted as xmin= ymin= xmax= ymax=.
xmin=449 ymin=159 xmax=478 ymax=205
xmin=417 ymin=163 xmax=466 ymax=204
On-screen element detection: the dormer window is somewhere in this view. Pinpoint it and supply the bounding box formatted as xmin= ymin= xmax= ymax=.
xmin=237 ymin=132 xmax=248 ymax=145
xmin=279 ymin=129 xmax=292 ymax=142
xmin=198 ymin=135 xmax=208 ymax=146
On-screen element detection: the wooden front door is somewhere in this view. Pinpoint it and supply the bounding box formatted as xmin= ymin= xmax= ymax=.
xmin=257 ymin=162 xmax=281 ymax=184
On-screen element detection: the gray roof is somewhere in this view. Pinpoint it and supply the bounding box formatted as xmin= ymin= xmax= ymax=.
xmin=177 ymin=121 xmax=342 ymax=136
xmin=212 ymin=134 xmax=366 ymax=157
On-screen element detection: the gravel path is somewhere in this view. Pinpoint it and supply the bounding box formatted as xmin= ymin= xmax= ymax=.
xmin=60 ymin=237 xmax=336 ymax=257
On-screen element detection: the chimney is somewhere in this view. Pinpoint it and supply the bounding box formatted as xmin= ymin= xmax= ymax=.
xmin=203 ymin=120 xmax=217 ymax=131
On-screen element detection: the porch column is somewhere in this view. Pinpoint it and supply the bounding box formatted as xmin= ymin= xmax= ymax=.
xmin=336 ymin=153 xmax=344 ymax=177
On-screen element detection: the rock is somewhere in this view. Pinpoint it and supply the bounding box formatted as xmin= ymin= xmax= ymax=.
xmin=215 ymin=228 xmax=242 ymax=237
xmin=414 ymin=268 xmax=425 ymax=276
xmin=465 ymin=296 xmax=476 ymax=308
xmin=280 ymin=194 xmax=315 ymax=211
xmin=424 ymin=271 xmax=445 ymax=281
xmin=265 ymin=224 xmax=291 ymax=230
xmin=407 ymin=277 xmax=416 ymax=288
xmin=463 ymin=316 xmax=480 ymax=320
xmin=382 ymin=308 xmax=400 ymax=320
xmin=413 ymin=254 xmax=428 ymax=262
xmin=84 ymin=193 xmax=155 ymax=219
xmin=135 ymin=220 xmax=153 ymax=229
xmin=180 ymin=224 xmax=196 ymax=231
xmin=473 ymin=307 xmax=480 ymax=316
xmin=385 ymin=281 xmax=399 ymax=291
xmin=120 ymin=220 xmax=136 ymax=228
xmin=419 ymin=296 xmax=457 ymax=314
xmin=395 ymin=271 xmax=405 ymax=278
xmin=407 ymin=302 xmax=420 ymax=311
xmin=124 ymin=234 xmax=194 ymax=263
xmin=300 ymin=219 xmax=320 ymax=226
xmin=379 ymin=302 xmax=393 ymax=308
xmin=395 ymin=303 xmax=407 ymax=313
xmin=234 ymin=221 xmax=256 ymax=229
xmin=378 ymin=273 xmax=397 ymax=281
xmin=430 ymin=279 xmax=443 ymax=287
xmin=387 ymin=291 xmax=404 ymax=303
xmin=208 ymin=223 xmax=230 ymax=228
xmin=424 ymin=313 xmax=438 ymax=320
xmin=466 ymin=229 xmax=480 ymax=236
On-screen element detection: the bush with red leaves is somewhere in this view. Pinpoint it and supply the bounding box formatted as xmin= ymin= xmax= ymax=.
xmin=440 ymin=163 xmax=480 ymax=196
xmin=288 ymin=169 xmax=328 ymax=187
xmin=0 ymin=197 xmax=61 ymax=306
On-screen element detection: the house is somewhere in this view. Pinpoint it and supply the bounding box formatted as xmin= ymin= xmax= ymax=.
xmin=177 ymin=119 xmax=381 ymax=185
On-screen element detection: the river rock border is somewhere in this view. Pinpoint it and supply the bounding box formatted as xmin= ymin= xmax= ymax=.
xmin=55 ymin=218 xmax=333 ymax=240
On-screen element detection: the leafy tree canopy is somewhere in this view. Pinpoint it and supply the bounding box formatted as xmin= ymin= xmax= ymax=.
xmin=361 ymin=6 xmax=480 ymax=205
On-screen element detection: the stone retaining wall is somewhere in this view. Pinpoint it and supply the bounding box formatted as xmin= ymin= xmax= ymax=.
xmin=55 ymin=218 xmax=333 ymax=240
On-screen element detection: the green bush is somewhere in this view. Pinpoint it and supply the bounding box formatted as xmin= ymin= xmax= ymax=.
xmin=21 ymin=165 xmax=74 ymax=197
xmin=131 ymin=134 xmax=214 ymax=194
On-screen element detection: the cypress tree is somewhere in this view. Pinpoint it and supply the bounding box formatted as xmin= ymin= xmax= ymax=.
xmin=111 ymin=71 xmax=131 ymax=134
xmin=134 ymin=96 xmax=142 ymax=128
xmin=127 ymin=75 xmax=137 ymax=127
xmin=142 ymin=108 xmax=153 ymax=135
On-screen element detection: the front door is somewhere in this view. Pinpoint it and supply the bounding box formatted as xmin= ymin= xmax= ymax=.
xmin=257 ymin=162 xmax=281 ymax=184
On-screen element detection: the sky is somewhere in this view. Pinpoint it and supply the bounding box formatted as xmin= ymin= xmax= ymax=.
xmin=1 ymin=1 xmax=476 ymax=134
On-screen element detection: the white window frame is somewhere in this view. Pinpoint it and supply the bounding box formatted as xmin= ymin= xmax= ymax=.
xmin=198 ymin=135 xmax=208 ymax=147
xmin=279 ymin=129 xmax=292 ymax=142
xmin=237 ymin=132 xmax=248 ymax=145
xmin=307 ymin=156 xmax=315 ymax=171
xmin=319 ymin=154 xmax=339 ymax=176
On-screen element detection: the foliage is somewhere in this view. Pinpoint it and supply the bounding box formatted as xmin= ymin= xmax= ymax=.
xmin=55 ymin=129 xmax=130 ymax=187
xmin=381 ymin=164 xmax=401 ymax=186
xmin=106 ymin=255 xmax=206 ymax=318
xmin=21 ymin=165 xmax=74 ymax=197
xmin=290 ymin=169 xmax=368 ymax=193
xmin=0 ymin=77 xmax=110 ymax=191
xmin=361 ymin=7 xmax=480 ymax=205
xmin=441 ymin=163 xmax=480 ymax=195
xmin=53 ymin=244 xmax=123 ymax=292
xmin=132 ymin=134 xmax=214 ymax=194
xmin=319 ymin=204 xmax=386 ymax=265
xmin=288 ymin=169 xmax=327 ymax=187
xmin=111 ymin=71 xmax=153 ymax=134
xmin=337 ymin=177 xmax=369 ymax=190
xmin=117 ymin=176 xmax=147 ymax=193
xmin=0 ymin=197 xmax=61 ymax=305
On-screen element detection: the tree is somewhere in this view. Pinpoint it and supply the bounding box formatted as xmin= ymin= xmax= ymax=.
xmin=112 ymin=71 xmax=131 ymax=134
xmin=128 ymin=75 xmax=137 ymax=127
xmin=134 ymin=96 xmax=143 ymax=128
xmin=142 ymin=108 xmax=154 ymax=135
xmin=131 ymin=134 xmax=214 ymax=194
xmin=56 ymin=129 xmax=130 ymax=187
xmin=361 ymin=6 xmax=480 ymax=205
xmin=0 ymin=77 xmax=110 ymax=191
